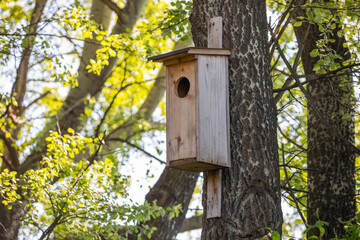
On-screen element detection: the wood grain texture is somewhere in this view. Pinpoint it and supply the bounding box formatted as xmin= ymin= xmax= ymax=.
xmin=207 ymin=170 xmax=222 ymax=218
xmin=166 ymin=61 xmax=198 ymax=163
xmin=204 ymin=16 xmax=228 ymax=219
xmin=208 ymin=17 xmax=222 ymax=48
xmin=149 ymin=47 xmax=230 ymax=63
xmin=197 ymin=55 xmax=230 ymax=168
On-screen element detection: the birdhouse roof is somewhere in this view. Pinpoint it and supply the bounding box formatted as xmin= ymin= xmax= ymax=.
xmin=148 ymin=47 xmax=231 ymax=66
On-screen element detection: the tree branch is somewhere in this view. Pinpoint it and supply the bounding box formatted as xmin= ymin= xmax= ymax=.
xmin=12 ymin=0 xmax=48 ymax=114
xmin=106 ymin=137 xmax=165 ymax=164
xmin=281 ymin=144 xmax=307 ymax=225
xmin=0 ymin=131 xmax=20 ymax=170
xmin=106 ymin=39 xmax=193 ymax=143
xmin=179 ymin=215 xmax=202 ymax=233
xmin=100 ymin=0 xmax=124 ymax=17
xmin=270 ymin=26 xmax=360 ymax=156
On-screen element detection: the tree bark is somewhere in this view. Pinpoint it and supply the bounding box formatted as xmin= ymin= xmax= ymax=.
xmin=293 ymin=1 xmax=356 ymax=238
xmin=190 ymin=0 xmax=283 ymax=239
xmin=180 ymin=215 xmax=202 ymax=232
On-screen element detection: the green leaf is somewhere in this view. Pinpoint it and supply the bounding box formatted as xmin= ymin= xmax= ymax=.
xmin=310 ymin=49 xmax=319 ymax=57
xmin=293 ymin=21 xmax=303 ymax=27
xmin=271 ymin=231 xmax=280 ymax=240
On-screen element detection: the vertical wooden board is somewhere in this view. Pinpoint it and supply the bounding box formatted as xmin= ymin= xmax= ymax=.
xmin=208 ymin=17 xmax=223 ymax=48
xmin=197 ymin=55 xmax=230 ymax=167
xmin=166 ymin=61 xmax=198 ymax=163
xmin=207 ymin=170 xmax=222 ymax=218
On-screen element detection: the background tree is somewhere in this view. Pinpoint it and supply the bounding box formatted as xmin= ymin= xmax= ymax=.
xmin=269 ymin=0 xmax=360 ymax=238
xmin=293 ymin=0 xmax=356 ymax=238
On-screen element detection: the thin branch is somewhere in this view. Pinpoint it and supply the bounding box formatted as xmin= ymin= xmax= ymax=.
xmin=273 ymin=20 xmax=310 ymax=103
xmin=282 ymin=144 xmax=307 ymax=224
xmin=0 ymin=223 xmax=15 ymax=240
xmin=278 ymin=126 xmax=306 ymax=151
xmin=269 ymin=0 xmax=296 ymax=60
xmin=106 ymin=137 xmax=165 ymax=164
xmin=273 ymin=63 xmax=360 ymax=93
xmin=12 ymin=0 xmax=48 ymax=112
xmin=95 ymin=59 xmax=128 ymax=136
xmin=270 ymin=26 xmax=360 ymax=156
xmin=179 ymin=215 xmax=202 ymax=232
xmin=22 ymin=91 xmax=51 ymax=111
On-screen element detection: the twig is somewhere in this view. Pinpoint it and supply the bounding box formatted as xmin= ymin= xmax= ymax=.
xmin=278 ymin=126 xmax=306 ymax=151
xmin=95 ymin=59 xmax=128 ymax=137
xmin=0 ymin=223 xmax=15 ymax=240
xmin=272 ymin=20 xmax=310 ymax=103
xmin=270 ymin=26 xmax=360 ymax=155
xmin=106 ymin=137 xmax=165 ymax=164
xmin=282 ymin=144 xmax=307 ymax=225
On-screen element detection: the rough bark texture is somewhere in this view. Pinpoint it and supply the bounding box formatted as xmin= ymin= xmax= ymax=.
xmin=190 ymin=1 xmax=282 ymax=239
xmin=293 ymin=1 xmax=356 ymax=238
xmin=180 ymin=215 xmax=202 ymax=232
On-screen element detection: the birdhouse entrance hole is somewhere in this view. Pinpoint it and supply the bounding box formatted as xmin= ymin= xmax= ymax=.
xmin=175 ymin=77 xmax=190 ymax=98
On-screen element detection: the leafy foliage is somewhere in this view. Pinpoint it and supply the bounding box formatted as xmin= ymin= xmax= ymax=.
xmin=158 ymin=0 xmax=192 ymax=41
xmin=0 ymin=0 xmax=178 ymax=239
xmin=0 ymin=131 xmax=174 ymax=239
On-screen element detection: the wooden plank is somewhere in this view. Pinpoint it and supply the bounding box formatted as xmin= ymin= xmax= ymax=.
xmin=205 ymin=17 xmax=227 ymax=219
xmin=148 ymin=47 xmax=191 ymax=61
xmin=166 ymin=60 xmax=198 ymax=163
xmin=168 ymin=159 xmax=227 ymax=172
xmin=197 ymin=55 xmax=230 ymax=168
xmin=149 ymin=47 xmax=230 ymax=63
xmin=208 ymin=17 xmax=223 ymax=48
xmin=187 ymin=48 xmax=230 ymax=56
xmin=207 ymin=170 xmax=222 ymax=218
xmin=163 ymin=55 xmax=198 ymax=67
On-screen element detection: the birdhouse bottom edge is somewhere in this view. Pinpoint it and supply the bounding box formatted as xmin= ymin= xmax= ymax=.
xmin=167 ymin=158 xmax=229 ymax=172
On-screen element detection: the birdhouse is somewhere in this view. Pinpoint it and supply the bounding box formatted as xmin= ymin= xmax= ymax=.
xmin=149 ymin=47 xmax=231 ymax=172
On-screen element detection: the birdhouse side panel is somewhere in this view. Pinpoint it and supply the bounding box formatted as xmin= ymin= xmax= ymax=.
xmin=197 ymin=55 xmax=230 ymax=168
xmin=166 ymin=61 xmax=198 ymax=163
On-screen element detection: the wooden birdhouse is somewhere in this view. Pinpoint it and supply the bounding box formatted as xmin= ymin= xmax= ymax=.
xmin=149 ymin=47 xmax=231 ymax=172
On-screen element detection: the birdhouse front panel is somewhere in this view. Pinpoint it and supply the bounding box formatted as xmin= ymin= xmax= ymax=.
xmin=166 ymin=60 xmax=198 ymax=164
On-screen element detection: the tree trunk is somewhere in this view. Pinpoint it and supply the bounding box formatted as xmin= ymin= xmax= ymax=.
xmin=129 ymin=168 xmax=199 ymax=240
xmin=293 ymin=1 xmax=356 ymax=238
xmin=190 ymin=1 xmax=283 ymax=239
